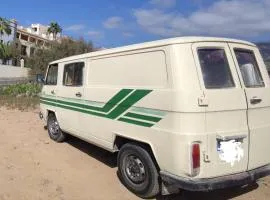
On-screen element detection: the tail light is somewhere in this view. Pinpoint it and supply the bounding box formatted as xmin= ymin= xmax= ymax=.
xmin=190 ymin=142 xmax=200 ymax=176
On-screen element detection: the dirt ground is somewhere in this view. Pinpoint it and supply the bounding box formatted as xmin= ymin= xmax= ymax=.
xmin=0 ymin=107 xmax=269 ymax=200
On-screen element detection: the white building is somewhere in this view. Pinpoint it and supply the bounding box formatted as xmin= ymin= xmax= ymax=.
xmin=16 ymin=23 xmax=61 ymax=57
xmin=23 ymin=24 xmax=61 ymax=41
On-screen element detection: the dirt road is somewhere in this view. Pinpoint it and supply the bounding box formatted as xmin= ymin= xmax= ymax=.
xmin=0 ymin=107 xmax=269 ymax=200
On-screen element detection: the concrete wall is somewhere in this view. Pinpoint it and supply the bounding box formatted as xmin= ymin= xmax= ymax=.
xmin=0 ymin=65 xmax=30 ymax=78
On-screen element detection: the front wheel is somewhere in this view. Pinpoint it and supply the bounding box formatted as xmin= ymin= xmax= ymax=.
xmin=117 ymin=143 xmax=160 ymax=198
xmin=47 ymin=113 xmax=66 ymax=142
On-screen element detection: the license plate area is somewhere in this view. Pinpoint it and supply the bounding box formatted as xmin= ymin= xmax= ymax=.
xmin=217 ymin=138 xmax=245 ymax=166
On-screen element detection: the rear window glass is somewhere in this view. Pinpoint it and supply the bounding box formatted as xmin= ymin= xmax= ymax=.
xmin=234 ymin=49 xmax=264 ymax=88
xmin=198 ymin=49 xmax=235 ymax=89
xmin=46 ymin=64 xmax=58 ymax=85
xmin=63 ymin=62 xmax=84 ymax=86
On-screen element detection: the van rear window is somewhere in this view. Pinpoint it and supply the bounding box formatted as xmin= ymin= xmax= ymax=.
xmin=198 ymin=49 xmax=235 ymax=89
xmin=234 ymin=49 xmax=264 ymax=88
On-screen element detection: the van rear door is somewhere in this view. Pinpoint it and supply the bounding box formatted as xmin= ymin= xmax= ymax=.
xmin=192 ymin=42 xmax=249 ymax=177
xmin=229 ymin=43 xmax=270 ymax=170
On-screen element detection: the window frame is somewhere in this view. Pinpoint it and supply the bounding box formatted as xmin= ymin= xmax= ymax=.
xmin=45 ymin=64 xmax=58 ymax=85
xmin=197 ymin=47 xmax=236 ymax=89
xmin=233 ymin=48 xmax=265 ymax=88
xmin=62 ymin=62 xmax=84 ymax=87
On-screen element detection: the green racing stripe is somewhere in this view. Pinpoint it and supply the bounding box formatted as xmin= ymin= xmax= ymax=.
xmin=40 ymin=89 xmax=165 ymax=127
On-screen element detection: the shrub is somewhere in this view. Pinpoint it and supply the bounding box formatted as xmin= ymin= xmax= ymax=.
xmin=0 ymin=83 xmax=42 ymax=97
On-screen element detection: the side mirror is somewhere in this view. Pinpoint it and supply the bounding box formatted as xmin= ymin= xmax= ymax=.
xmin=36 ymin=74 xmax=45 ymax=84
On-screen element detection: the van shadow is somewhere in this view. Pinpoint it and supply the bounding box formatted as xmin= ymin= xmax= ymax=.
xmin=65 ymin=135 xmax=259 ymax=200
xmin=66 ymin=135 xmax=118 ymax=168
xmin=156 ymin=183 xmax=259 ymax=200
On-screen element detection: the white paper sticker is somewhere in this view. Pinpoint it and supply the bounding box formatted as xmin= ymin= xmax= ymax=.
xmin=217 ymin=140 xmax=244 ymax=166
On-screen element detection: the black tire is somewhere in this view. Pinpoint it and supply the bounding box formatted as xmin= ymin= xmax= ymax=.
xmin=117 ymin=143 xmax=160 ymax=199
xmin=47 ymin=113 xmax=66 ymax=142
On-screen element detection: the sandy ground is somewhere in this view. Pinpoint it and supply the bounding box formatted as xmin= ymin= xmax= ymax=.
xmin=0 ymin=107 xmax=269 ymax=200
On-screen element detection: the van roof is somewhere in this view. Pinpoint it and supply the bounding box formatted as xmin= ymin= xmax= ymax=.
xmin=50 ymin=36 xmax=256 ymax=64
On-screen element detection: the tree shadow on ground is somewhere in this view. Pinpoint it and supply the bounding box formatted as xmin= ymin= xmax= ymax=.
xmin=66 ymin=135 xmax=259 ymax=200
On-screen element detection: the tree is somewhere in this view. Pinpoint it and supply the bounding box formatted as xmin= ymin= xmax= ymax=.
xmin=0 ymin=42 xmax=12 ymax=64
xmin=9 ymin=40 xmax=22 ymax=66
xmin=0 ymin=40 xmax=24 ymax=66
xmin=26 ymin=37 xmax=93 ymax=75
xmin=0 ymin=17 xmax=12 ymax=41
xmin=47 ymin=22 xmax=62 ymax=40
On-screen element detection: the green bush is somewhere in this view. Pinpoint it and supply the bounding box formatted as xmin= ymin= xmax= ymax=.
xmin=0 ymin=83 xmax=42 ymax=97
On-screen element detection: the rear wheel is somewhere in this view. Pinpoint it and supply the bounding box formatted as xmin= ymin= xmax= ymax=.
xmin=117 ymin=143 xmax=160 ymax=198
xmin=47 ymin=113 xmax=66 ymax=142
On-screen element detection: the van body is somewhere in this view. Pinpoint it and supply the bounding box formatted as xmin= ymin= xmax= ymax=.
xmin=39 ymin=37 xmax=270 ymax=198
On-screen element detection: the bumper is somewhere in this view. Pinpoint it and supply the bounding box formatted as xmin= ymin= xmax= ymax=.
xmin=160 ymin=164 xmax=270 ymax=192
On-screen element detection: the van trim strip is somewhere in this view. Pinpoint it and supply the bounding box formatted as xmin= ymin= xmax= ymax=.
xmin=124 ymin=112 xmax=162 ymax=123
xmin=41 ymin=89 xmax=134 ymax=113
xmin=118 ymin=117 xmax=154 ymax=127
xmin=40 ymin=89 xmax=166 ymax=127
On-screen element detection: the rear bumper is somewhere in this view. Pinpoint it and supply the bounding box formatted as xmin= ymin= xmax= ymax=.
xmin=160 ymin=164 xmax=270 ymax=192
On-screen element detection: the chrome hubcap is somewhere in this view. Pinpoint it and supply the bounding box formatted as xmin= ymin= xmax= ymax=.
xmin=49 ymin=119 xmax=60 ymax=136
xmin=125 ymin=155 xmax=146 ymax=184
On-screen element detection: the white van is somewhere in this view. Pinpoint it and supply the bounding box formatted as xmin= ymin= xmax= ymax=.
xmin=39 ymin=37 xmax=270 ymax=198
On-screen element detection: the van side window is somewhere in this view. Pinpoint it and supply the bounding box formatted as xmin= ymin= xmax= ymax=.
xmin=198 ymin=49 xmax=235 ymax=89
xmin=63 ymin=62 xmax=84 ymax=86
xmin=234 ymin=49 xmax=264 ymax=88
xmin=46 ymin=64 xmax=58 ymax=85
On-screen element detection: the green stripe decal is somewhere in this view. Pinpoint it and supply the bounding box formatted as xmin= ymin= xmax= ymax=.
xmin=102 ymin=89 xmax=134 ymax=112
xmin=41 ymin=89 xmax=133 ymax=113
xmin=40 ymin=89 xmax=165 ymax=127
xmin=40 ymin=100 xmax=106 ymax=117
xmin=124 ymin=112 xmax=162 ymax=123
xmin=118 ymin=117 xmax=154 ymax=127
xmin=131 ymin=107 xmax=167 ymax=117
xmin=106 ymin=90 xmax=152 ymax=119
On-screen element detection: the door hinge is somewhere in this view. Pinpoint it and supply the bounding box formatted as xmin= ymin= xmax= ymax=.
xmin=203 ymin=151 xmax=210 ymax=162
xmin=198 ymin=95 xmax=208 ymax=107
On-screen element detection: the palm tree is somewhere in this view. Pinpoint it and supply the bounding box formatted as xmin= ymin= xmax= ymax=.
xmin=0 ymin=42 xmax=12 ymax=64
xmin=0 ymin=17 xmax=12 ymax=41
xmin=47 ymin=22 xmax=62 ymax=40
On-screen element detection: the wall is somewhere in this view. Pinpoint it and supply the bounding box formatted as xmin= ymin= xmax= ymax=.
xmin=0 ymin=64 xmax=30 ymax=78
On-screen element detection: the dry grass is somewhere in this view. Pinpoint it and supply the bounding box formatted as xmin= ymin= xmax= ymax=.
xmin=0 ymin=96 xmax=39 ymax=111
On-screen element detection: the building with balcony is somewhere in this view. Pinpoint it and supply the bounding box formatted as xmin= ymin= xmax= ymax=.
xmin=16 ymin=27 xmax=50 ymax=57
xmin=16 ymin=23 xmax=61 ymax=57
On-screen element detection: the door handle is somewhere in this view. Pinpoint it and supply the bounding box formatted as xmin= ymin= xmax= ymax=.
xmin=250 ymin=97 xmax=262 ymax=105
xmin=51 ymin=90 xmax=55 ymax=95
xmin=75 ymin=92 xmax=82 ymax=97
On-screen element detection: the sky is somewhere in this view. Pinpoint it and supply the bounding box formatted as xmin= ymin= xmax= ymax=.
xmin=1 ymin=0 xmax=270 ymax=47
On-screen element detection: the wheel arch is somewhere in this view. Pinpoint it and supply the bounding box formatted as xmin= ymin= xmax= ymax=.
xmin=46 ymin=109 xmax=60 ymax=123
xmin=113 ymin=135 xmax=160 ymax=171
